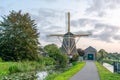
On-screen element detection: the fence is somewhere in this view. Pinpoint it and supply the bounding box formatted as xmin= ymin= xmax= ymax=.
xmin=113 ymin=61 xmax=120 ymax=73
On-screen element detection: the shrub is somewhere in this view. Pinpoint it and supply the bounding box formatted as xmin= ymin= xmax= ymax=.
xmin=44 ymin=44 xmax=68 ymax=68
xmin=37 ymin=56 xmax=44 ymax=65
xmin=72 ymin=61 xmax=80 ymax=66
xmin=55 ymin=53 xmax=68 ymax=69
xmin=71 ymin=54 xmax=79 ymax=62
xmin=44 ymin=57 xmax=55 ymax=66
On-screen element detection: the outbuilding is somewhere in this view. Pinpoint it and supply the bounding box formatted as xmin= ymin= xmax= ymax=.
xmin=84 ymin=46 xmax=97 ymax=60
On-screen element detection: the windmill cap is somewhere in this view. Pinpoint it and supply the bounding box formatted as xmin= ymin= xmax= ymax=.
xmin=64 ymin=32 xmax=74 ymax=37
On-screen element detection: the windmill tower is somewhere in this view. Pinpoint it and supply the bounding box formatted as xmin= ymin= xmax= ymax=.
xmin=48 ymin=12 xmax=90 ymax=56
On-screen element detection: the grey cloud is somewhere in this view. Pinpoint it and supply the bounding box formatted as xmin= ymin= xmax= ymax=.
xmin=71 ymin=18 xmax=120 ymax=42
xmin=86 ymin=0 xmax=120 ymax=17
xmin=92 ymin=30 xmax=113 ymax=42
xmin=71 ymin=18 xmax=98 ymax=27
xmin=44 ymin=26 xmax=64 ymax=33
xmin=31 ymin=8 xmax=64 ymax=25
xmin=38 ymin=9 xmax=57 ymax=18
xmin=78 ymin=18 xmax=97 ymax=26
xmin=40 ymin=29 xmax=60 ymax=42
xmin=31 ymin=9 xmax=57 ymax=24
xmin=71 ymin=20 xmax=78 ymax=27
xmin=73 ymin=30 xmax=92 ymax=34
xmin=113 ymin=35 xmax=120 ymax=40
xmin=30 ymin=9 xmax=64 ymax=43
xmin=94 ymin=23 xmax=119 ymax=32
xmin=30 ymin=8 xmax=120 ymax=43
xmin=92 ymin=23 xmax=120 ymax=42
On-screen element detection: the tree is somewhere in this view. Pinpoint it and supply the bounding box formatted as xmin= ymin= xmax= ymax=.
xmin=0 ymin=10 xmax=40 ymax=61
xmin=44 ymin=44 xmax=68 ymax=68
xmin=77 ymin=48 xmax=85 ymax=56
xmin=97 ymin=49 xmax=108 ymax=61
xmin=44 ymin=44 xmax=61 ymax=57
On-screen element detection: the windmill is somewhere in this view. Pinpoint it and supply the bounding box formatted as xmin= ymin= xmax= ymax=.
xmin=48 ymin=12 xmax=90 ymax=56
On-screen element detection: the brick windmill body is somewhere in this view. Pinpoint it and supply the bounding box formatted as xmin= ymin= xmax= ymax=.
xmin=48 ymin=12 xmax=90 ymax=57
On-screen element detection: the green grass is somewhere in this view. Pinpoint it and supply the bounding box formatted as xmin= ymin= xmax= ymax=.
xmin=49 ymin=62 xmax=85 ymax=80
xmin=0 ymin=62 xmax=12 ymax=76
xmin=95 ymin=62 xmax=120 ymax=80
xmin=0 ymin=61 xmax=44 ymax=78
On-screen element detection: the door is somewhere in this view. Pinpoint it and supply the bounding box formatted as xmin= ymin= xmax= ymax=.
xmin=88 ymin=54 xmax=94 ymax=60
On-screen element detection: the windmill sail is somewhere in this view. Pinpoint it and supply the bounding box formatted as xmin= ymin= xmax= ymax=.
xmin=68 ymin=12 xmax=70 ymax=32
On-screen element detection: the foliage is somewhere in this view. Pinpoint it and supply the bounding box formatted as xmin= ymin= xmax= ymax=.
xmin=77 ymin=48 xmax=85 ymax=56
xmin=71 ymin=54 xmax=79 ymax=62
xmin=72 ymin=61 xmax=80 ymax=66
xmin=44 ymin=44 xmax=61 ymax=57
xmin=107 ymin=53 xmax=120 ymax=61
xmin=55 ymin=53 xmax=68 ymax=68
xmin=2 ymin=71 xmax=37 ymax=80
xmin=0 ymin=61 xmax=44 ymax=78
xmin=9 ymin=65 xmax=21 ymax=74
xmin=0 ymin=10 xmax=39 ymax=61
xmin=44 ymin=57 xmax=55 ymax=66
xmin=54 ymin=62 xmax=85 ymax=80
xmin=95 ymin=62 xmax=120 ymax=80
xmin=44 ymin=44 xmax=68 ymax=68
xmin=45 ymin=62 xmax=85 ymax=80
xmin=44 ymin=73 xmax=58 ymax=80
xmin=37 ymin=56 xmax=55 ymax=66
xmin=97 ymin=49 xmax=120 ymax=64
xmin=102 ymin=59 xmax=114 ymax=65
xmin=97 ymin=49 xmax=108 ymax=61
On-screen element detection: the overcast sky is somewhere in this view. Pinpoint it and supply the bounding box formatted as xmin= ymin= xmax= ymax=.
xmin=0 ymin=0 xmax=120 ymax=52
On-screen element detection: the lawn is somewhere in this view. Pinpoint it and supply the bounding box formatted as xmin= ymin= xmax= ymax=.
xmin=95 ymin=62 xmax=120 ymax=80
xmin=45 ymin=62 xmax=86 ymax=80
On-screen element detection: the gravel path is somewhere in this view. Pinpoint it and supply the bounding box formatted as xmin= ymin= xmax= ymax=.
xmin=70 ymin=61 xmax=100 ymax=80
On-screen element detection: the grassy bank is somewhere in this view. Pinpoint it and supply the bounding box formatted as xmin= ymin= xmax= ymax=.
xmin=45 ymin=62 xmax=86 ymax=80
xmin=0 ymin=61 xmax=45 ymax=78
xmin=95 ymin=62 xmax=120 ymax=80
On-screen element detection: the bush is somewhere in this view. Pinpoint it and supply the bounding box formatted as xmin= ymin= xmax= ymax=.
xmin=37 ymin=56 xmax=45 ymax=65
xmin=71 ymin=54 xmax=79 ymax=62
xmin=44 ymin=57 xmax=55 ymax=66
xmin=44 ymin=44 xmax=68 ymax=68
xmin=72 ymin=61 xmax=80 ymax=66
xmin=37 ymin=56 xmax=55 ymax=66
xmin=55 ymin=53 xmax=68 ymax=69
